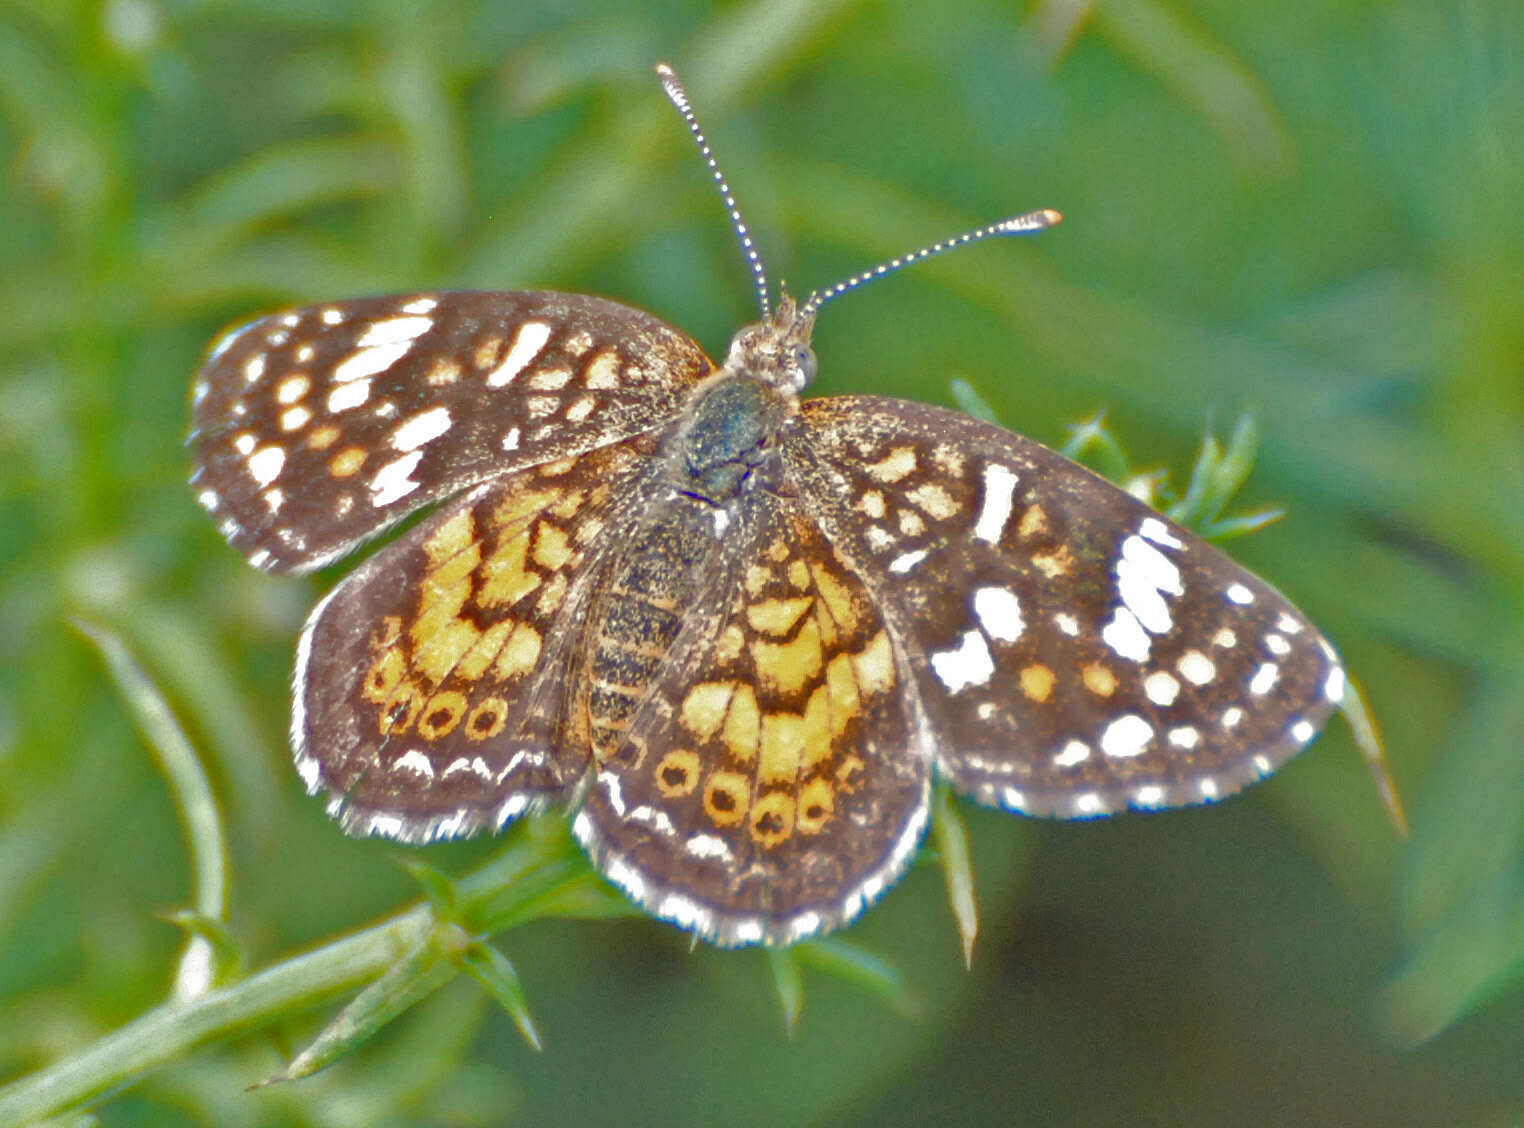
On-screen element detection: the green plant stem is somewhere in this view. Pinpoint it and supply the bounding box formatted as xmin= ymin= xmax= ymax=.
xmin=0 ymin=834 xmax=579 ymax=1126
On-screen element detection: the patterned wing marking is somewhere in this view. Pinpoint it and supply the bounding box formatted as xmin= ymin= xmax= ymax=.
xmin=190 ymin=291 xmax=714 ymax=574
xmin=572 ymin=499 xmax=933 ymax=946
xmin=790 ymin=396 xmax=1345 ymax=819
xmin=293 ymin=436 xmax=658 ymax=841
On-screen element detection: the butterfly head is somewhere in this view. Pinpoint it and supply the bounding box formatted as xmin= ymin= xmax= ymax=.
xmin=722 ymin=292 xmax=819 ymax=394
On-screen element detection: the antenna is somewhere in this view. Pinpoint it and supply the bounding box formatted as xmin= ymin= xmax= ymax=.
xmin=799 ymin=208 xmax=1062 ymax=321
xmin=656 ymin=63 xmax=773 ymax=320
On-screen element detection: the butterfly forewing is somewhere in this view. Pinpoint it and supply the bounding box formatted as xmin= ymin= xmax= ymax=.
xmin=573 ymin=497 xmax=932 ymax=946
xmin=292 ymin=435 xmax=659 ymax=841
xmin=790 ymin=396 xmax=1346 ymax=818
xmin=190 ymin=291 xmax=713 ymax=574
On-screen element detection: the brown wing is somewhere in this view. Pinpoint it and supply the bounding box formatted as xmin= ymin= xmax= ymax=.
xmin=571 ymin=497 xmax=933 ymax=946
xmin=190 ymin=291 xmax=713 ymax=573
xmin=292 ymin=435 xmax=660 ymax=841
xmin=789 ymin=395 xmax=1345 ymax=819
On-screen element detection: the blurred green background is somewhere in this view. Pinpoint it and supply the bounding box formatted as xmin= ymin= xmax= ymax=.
xmin=2 ymin=0 xmax=1522 ymax=1124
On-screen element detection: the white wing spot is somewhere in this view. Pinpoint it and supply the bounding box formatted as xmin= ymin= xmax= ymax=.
xmin=502 ymin=427 xmax=521 ymax=451
xmin=1213 ymin=627 xmax=1238 ymax=648
xmin=889 ymin=548 xmax=928 ymax=574
xmin=247 ymin=445 xmax=285 ymax=487
xmin=334 ymin=340 xmax=413 ymax=383
xmin=1100 ymin=713 xmax=1153 ymax=758
xmin=1134 ymin=784 xmax=1165 ymax=807
xmin=263 ymin=487 xmax=284 ymax=513
xmin=1055 ymin=612 xmax=1080 ymax=636
xmin=1249 ymin=662 xmax=1280 ymax=696
xmin=1117 ymin=534 xmax=1183 ymax=634
xmin=1144 ymin=670 xmax=1180 ymax=706
xmin=1002 ymin=787 xmax=1028 ymax=811
xmin=1276 ymin=612 xmax=1303 ymax=633
xmin=973 ymin=586 xmax=1024 ymax=643
xmin=1221 ymin=706 xmax=1245 ymax=729
xmin=1226 ymin=583 xmax=1254 ymax=605
xmin=1290 ymin=719 xmax=1316 ymax=744
xmin=1168 ymin=725 xmax=1199 ymax=749
xmin=1265 ymin=633 xmax=1291 ymax=656
xmin=356 ymin=314 xmax=433 ymax=349
xmin=391 ymin=405 xmax=452 ymax=451
xmin=1054 ymin=740 xmax=1091 ymax=768
xmin=327 ymin=379 xmax=370 ymax=413
xmin=395 ymin=749 xmax=436 ymax=779
xmin=1074 ymin=792 xmax=1105 ymax=816
xmin=242 ymin=353 xmax=266 ymax=383
xmin=1177 ymin=650 xmax=1216 ymax=685
xmin=973 ymin=463 xmax=1018 ymax=543
xmin=370 ymin=450 xmax=424 ymax=506
xmin=279 ymin=405 xmax=312 ymax=432
xmin=1102 ymin=606 xmax=1151 ymax=662
xmin=401 ymin=296 xmax=438 ymax=314
xmin=1252 ymin=753 xmax=1272 ymax=774
xmin=320 ymin=307 xmax=345 ymax=325
xmin=686 ymin=834 xmax=732 ymax=861
xmin=1139 ymin=516 xmax=1185 ymax=549
xmin=1198 ymin=777 xmax=1220 ymax=800
xmin=233 ymin=432 xmax=256 ymax=455
xmin=486 ymin=320 xmax=553 ymax=387
xmin=931 ymin=630 xmax=995 ymax=693
xmin=1324 ymin=666 xmax=1345 ymax=703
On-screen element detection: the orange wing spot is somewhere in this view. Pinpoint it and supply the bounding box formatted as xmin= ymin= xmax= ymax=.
xmin=704 ymin=771 xmax=750 ymax=827
xmin=532 ymin=521 xmax=572 ymax=570
xmin=714 ymin=624 xmax=745 ymax=664
xmin=809 ymin=563 xmax=859 ymax=633
xmin=455 ymin=619 xmax=515 ymax=681
xmin=1033 ymin=545 xmax=1076 ymax=579
xmin=478 ymin=527 xmax=541 ymax=608
xmin=425 ymin=357 xmax=461 ymax=386
xmin=759 ymin=713 xmax=804 ymax=786
xmin=749 ymin=792 xmax=795 ymax=848
xmin=896 ymin=509 xmax=926 ymax=536
xmin=835 ymin=754 xmax=866 ymax=793
xmin=306 ymin=424 xmax=340 ymax=450
xmin=722 ymin=684 xmax=760 ymax=762
xmin=906 ymin=482 xmax=958 ymax=519
xmin=744 ymin=564 xmax=773 ymax=597
xmin=492 ymin=486 xmax=559 ymax=533
xmin=329 ymin=447 xmax=367 ymax=477
xmin=656 ymin=749 xmax=702 ymax=797
xmin=471 ymin=335 xmax=503 ymax=369
xmin=746 ymin=596 xmax=813 ymax=637
xmin=766 ymin=538 xmax=790 ymax=563
xmin=465 ymin=696 xmax=508 ymax=741
xmin=825 ymin=653 xmax=861 ymax=738
xmin=493 ymin=623 xmax=542 ymax=680
xmin=1018 ymin=504 xmax=1049 ymax=538
xmin=801 ymin=686 xmax=832 ymax=771
xmin=363 ymin=646 xmax=407 ymax=704
xmin=754 ymin=618 xmax=823 ymax=696
xmin=680 ymin=681 xmax=735 ymax=741
xmin=417 ymin=690 xmax=469 ymax=739
xmin=1020 ymin=663 xmax=1056 ymax=703
xmin=866 ymin=445 xmax=917 ymax=482
xmin=584 ymin=349 xmax=620 ymax=389
xmin=551 ymin=489 xmax=585 ymax=520
xmin=932 ymin=442 xmax=966 ymax=476
xmin=379 ymin=682 xmax=423 ymax=735
xmin=855 ymin=489 xmax=886 ymax=518
xmin=424 ymin=510 xmax=477 ymax=567
xmin=537 ymin=456 xmax=578 ymax=476
xmin=787 ymin=559 xmax=810 ymax=590
xmin=851 ymin=631 xmax=894 ymax=697
xmin=1082 ymin=662 xmax=1117 ymax=696
xmin=412 ymin=618 xmax=482 ymax=685
xmin=796 ymin=777 xmax=835 ymax=834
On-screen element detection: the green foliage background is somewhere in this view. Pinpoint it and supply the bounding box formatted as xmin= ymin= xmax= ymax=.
xmin=2 ymin=0 xmax=1522 ymax=1124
